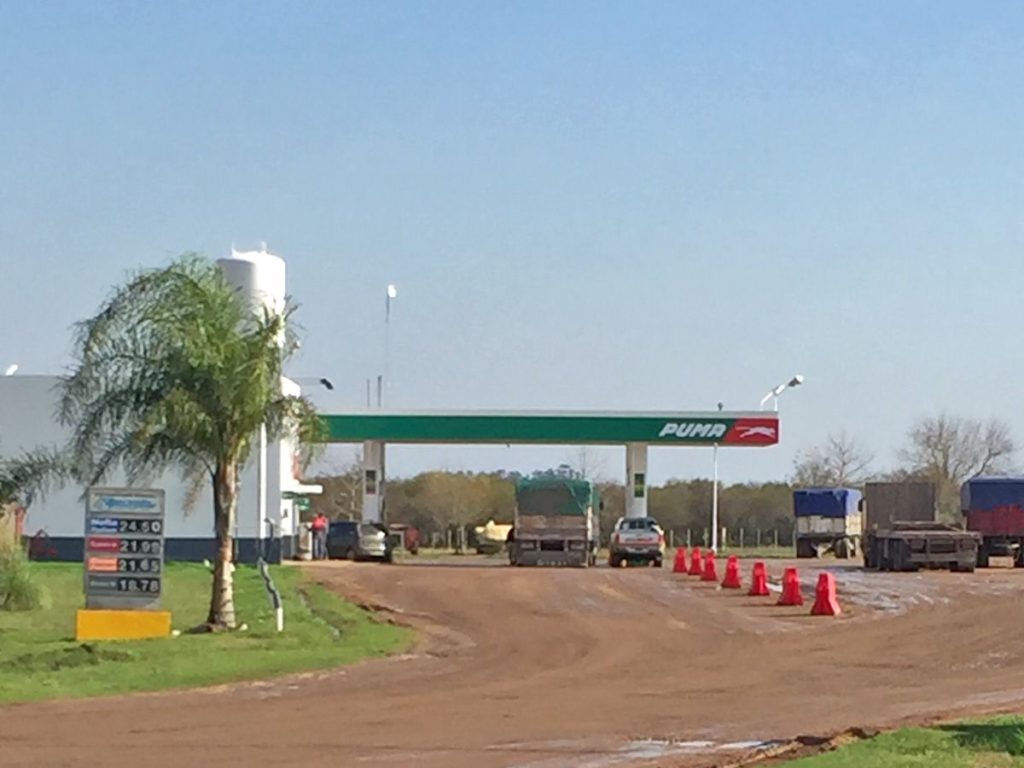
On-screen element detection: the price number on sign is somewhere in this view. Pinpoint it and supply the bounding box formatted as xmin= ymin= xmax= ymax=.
xmin=118 ymin=538 xmax=162 ymax=555
xmin=116 ymin=577 xmax=161 ymax=593
xmin=117 ymin=518 xmax=163 ymax=535
xmin=118 ymin=557 xmax=162 ymax=574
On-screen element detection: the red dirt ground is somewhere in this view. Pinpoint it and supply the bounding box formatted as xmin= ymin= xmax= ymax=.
xmin=4 ymin=557 xmax=1024 ymax=767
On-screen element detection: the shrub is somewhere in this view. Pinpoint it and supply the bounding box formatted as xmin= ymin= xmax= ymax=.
xmin=0 ymin=542 xmax=41 ymax=611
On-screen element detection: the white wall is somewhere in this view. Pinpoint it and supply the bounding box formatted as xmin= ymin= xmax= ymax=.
xmin=0 ymin=375 xmax=291 ymax=542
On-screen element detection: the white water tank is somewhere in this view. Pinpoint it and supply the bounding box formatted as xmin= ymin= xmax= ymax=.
xmin=216 ymin=246 xmax=287 ymax=318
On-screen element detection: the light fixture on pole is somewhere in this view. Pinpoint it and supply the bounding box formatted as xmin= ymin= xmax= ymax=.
xmin=294 ymin=377 xmax=335 ymax=391
xmin=4 ymin=364 xmax=18 ymax=376
xmin=759 ymin=374 xmax=804 ymax=411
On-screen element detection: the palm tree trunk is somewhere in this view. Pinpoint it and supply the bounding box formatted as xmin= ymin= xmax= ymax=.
xmin=207 ymin=461 xmax=237 ymax=629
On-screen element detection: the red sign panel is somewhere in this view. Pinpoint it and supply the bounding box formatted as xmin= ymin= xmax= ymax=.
xmin=87 ymin=536 xmax=121 ymax=553
xmin=722 ymin=418 xmax=780 ymax=446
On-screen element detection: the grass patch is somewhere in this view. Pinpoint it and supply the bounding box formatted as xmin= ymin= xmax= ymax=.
xmin=0 ymin=562 xmax=412 ymax=703
xmin=785 ymin=716 xmax=1024 ymax=766
xmin=718 ymin=545 xmax=795 ymax=559
xmin=0 ymin=543 xmax=43 ymax=611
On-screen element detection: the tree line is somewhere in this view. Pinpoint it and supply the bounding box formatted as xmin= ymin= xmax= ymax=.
xmin=308 ymin=413 xmax=1017 ymax=540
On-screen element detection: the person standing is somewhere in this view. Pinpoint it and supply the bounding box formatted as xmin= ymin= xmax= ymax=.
xmin=311 ymin=511 xmax=329 ymax=560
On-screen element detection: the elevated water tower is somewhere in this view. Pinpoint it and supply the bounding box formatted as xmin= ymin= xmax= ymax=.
xmin=216 ymin=245 xmax=289 ymax=562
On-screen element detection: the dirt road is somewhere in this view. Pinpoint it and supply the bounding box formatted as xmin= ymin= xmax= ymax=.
xmin=5 ymin=558 xmax=1024 ymax=767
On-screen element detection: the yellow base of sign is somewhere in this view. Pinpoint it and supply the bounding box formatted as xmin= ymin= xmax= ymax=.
xmin=76 ymin=609 xmax=172 ymax=641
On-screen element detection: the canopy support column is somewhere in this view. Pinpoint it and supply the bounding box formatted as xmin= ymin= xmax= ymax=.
xmin=625 ymin=443 xmax=648 ymax=519
xmin=362 ymin=441 xmax=386 ymax=523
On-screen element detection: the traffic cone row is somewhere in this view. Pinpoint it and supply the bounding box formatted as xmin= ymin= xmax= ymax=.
xmin=669 ymin=548 xmax=840 ymax=617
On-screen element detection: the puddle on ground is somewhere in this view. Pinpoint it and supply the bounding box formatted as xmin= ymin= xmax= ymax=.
xmin=502 ymin=737 xmax=782 ymax=768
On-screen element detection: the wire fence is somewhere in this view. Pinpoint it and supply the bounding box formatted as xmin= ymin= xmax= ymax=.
xmin=421 ymin=526 xmax=795 ymax=554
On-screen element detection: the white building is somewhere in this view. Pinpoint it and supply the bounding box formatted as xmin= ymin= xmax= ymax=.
xmin=0 ymin=247 xmax=320 ymax=563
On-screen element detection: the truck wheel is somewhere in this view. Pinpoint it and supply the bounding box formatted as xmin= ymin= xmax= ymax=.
xmin=977 ymin=546 xmax=990 ymax=569
xmin=796 ymin=539 xmax=816 ymax=559
xmin=654 ymin=558 xmax=663 ymax=568
xmin=345 ymin=547 xmax=357 ymax=561
xmin=897 ymin=541 xmax=911 ymax=572
xmin=609 ymin=555 xmax=620 ymax=568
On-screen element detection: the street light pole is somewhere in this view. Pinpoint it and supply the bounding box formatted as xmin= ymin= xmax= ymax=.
xmin=382 ymin=284 xmax=397 ymax=408
xmin=711 ymin=401 xmax=723 ymax=552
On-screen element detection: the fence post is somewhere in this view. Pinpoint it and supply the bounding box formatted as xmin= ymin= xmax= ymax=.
xmin=702 ymin=528 xmax=708 ymax=547
xmin=756 ymin=528 xmax=762 ymax=547
xmin=669 ymin=529 xmax=675 ymax=549
xmin=773 ymin=528 xmax=779 ymax=548
xmin=739 ymin=527 xmax=744 ymax=549
xmin=686 ymin=529 xmax=692 ymax=547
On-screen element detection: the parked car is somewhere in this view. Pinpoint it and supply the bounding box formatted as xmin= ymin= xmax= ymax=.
xmin=608 ymin=517 xmax=665 ymax=568
xmin=327 ymin=521 xmax=394 ymax=563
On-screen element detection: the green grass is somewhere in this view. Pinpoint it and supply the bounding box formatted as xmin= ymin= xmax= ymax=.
xmin=785 ymin=717 xmax=1024 ymax=767
xmin=0 ymin=562 xmax=412 ymax=703
xmin=717 ymin=545 xmax=795 ymax=559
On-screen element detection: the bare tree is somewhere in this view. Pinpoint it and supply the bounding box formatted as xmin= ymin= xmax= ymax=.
xmin=569 ymin=446 xmax=607 ymax=481
xmin=309 ymin=462 xmax=363 ymax=521
xmin=899 ymin=414 xmax=1015 ymax=519
xmin=792 ymin=431 xmax=873 ymax=487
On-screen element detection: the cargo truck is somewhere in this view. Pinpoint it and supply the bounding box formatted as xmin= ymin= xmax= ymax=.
xmin=962 ymin=476 xmax=1024 ymax=567
xmin=508 ymin=476 xmax=600 ymax=567
xmin=793 ymin=488 xmax=862 ymax=559
xmin=862 ymin=481 xmax=979 ymax=572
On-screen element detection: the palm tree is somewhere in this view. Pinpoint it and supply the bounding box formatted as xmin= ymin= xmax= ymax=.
xmin=59 ymin=255 xmax=321 ymax=629
xmin=0 ymin=447 xmax=69 ymax=509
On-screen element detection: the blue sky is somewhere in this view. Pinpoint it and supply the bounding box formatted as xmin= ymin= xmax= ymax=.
xmin=2 ymin=2 xmax=1023 ymax=484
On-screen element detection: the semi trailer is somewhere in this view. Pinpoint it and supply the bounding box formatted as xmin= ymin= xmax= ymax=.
xmin=862 ymin=481 xmax=979 ymax=572
xmin=793 ymin=487 xmax=862 ymax=559
xmin=962 ymin=476 xmax=1024 ymax=567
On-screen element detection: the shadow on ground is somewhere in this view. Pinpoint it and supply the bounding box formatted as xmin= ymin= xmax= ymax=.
xmin=939 ymin=721 xmax=1024 ymax=756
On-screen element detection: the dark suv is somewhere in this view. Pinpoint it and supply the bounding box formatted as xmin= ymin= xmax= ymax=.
xmin=326 ymin=521 xmax=394 ymax=563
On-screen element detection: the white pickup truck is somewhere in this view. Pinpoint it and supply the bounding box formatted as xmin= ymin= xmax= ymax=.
xmin=608 ymin=517 xmax=665 ymax=568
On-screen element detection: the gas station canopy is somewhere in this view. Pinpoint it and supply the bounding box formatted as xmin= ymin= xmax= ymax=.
xmin=319 ymin=411 xmax=779 ymax=446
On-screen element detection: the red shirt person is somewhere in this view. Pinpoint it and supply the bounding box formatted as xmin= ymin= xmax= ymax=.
xmin=311 ymin=512 xmax=329 ymax=559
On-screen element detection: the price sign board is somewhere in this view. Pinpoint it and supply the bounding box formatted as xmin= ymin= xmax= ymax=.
xmin=84 ymin=488 xmax=166 ymax=610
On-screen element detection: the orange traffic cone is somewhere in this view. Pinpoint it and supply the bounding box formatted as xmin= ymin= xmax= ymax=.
xmin=688 ymin=547 xmax=704 ymax=576
xmin=777 ymin=567 xmax=803 ymax=606
xmin=701 ymin=551 xmax=718 ymax=582
xmin=748 ymin=561 xmax=770 ymax=596
xmin=721 ymin=555 xmax=742 ymax=589
xmin=672 ymin=548 xmax=688 ymax=573
xmin=810 ymin=572 xmax=841 ymax=616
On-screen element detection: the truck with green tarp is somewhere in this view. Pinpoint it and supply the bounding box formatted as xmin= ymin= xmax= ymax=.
xmin=508 ymin=476 xmax=600 ymax=567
